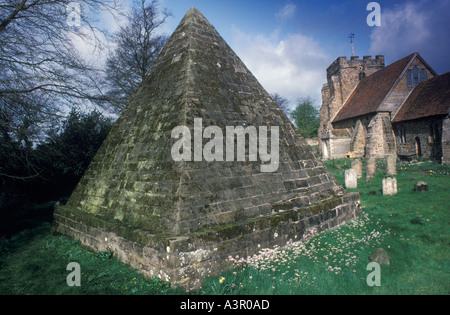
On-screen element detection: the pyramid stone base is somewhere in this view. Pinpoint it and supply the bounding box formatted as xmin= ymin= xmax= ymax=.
xmin=53 ymin=8 xmax=362 ymax=289
xmin=53 ymin=192 xmax=360 ymax=288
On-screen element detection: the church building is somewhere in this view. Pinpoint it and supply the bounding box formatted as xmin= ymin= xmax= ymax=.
xmin=319 ymin=52 xmax=450 ymax=163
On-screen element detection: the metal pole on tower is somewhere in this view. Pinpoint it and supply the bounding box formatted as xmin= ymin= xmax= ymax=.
xmin=349 ymin=33 xmax=355 ymax=56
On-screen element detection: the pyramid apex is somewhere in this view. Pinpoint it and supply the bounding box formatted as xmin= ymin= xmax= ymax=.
xmin=185 ymin=7 xmax=204 ymax=18
xmin=177 ymin=7 xmax=209 ymax=28
xmin=187 ymin=7 xmax=200 ymax=13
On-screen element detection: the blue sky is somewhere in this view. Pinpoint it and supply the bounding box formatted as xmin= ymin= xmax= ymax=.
xmin=90 ymin=0 xmax=450 ymax=111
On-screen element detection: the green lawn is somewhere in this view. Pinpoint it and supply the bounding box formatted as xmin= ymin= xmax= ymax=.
xmin=0 ymin=222 xmax=172 ymax=295
xmin=0 ymin=159 xmax=449 ymax=295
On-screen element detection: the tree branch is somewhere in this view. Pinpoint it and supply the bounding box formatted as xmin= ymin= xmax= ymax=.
xmin=0 ymin=0 xmax=28 ymax=33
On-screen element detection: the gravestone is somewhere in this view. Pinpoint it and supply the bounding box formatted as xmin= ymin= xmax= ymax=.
xmin=414 ymin=181 xmax=429 ymax=192
xmin=382 ymin=177 xmax=397 ymax=195
xmin=53 ymin=7 xmax=361 ymax=288
xmin=351 ymin=159 xmax=363 ymax=178
xmin=345 ymin=169 xmax=358 ymax=189
xmin=386 ymin=154 xmax=397 ymax=176
xmin=369 ymin=248 xmax=390 ymax=266
xmin=366 ymin=157 xmax=377 ymax=178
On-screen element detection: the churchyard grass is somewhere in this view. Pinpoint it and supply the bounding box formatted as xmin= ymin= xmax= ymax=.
xmin=0 ymin=222 xmax=171 ymax=294
xmin=198 ymin=158 xmax=449 ymax=295
xmin=0 ymin=158 xmax=448 ymax=294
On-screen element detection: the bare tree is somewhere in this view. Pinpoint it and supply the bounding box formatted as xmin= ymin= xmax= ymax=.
xmin=101 ymin=0 xmax=171 ymax=111
xmin=0 ymin=0 xmax=121 ymax=179
xmin=271 ymin=93 xmax=291 ymax=116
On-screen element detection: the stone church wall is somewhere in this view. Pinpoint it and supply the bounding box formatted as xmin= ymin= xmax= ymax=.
xmin=366 ymin=113 xmax=396 ymax=157
xmin=394 ymin=116 xmax=445 ymax=162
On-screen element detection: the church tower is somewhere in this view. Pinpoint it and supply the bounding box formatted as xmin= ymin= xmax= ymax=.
xmin=319 ymin=55 xmax=385 ymax=159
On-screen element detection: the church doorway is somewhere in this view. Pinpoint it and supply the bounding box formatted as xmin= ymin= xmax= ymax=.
xmin=415 ymin=137 xmax=422 ymax=159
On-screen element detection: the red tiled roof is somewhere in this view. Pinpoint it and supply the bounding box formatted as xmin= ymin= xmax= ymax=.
xmin=392 ymin=71 xmax=450 ymax=123
xmin=332 ymin=53 xmax=415 ymax=123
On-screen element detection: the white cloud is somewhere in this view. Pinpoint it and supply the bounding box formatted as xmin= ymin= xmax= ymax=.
xmin=69 ymin=27 xmax=111 ymax=68
xmin=276 ymin=3 xmax=297 ymax=20
xmin=232 ymin=27 xmax=329 ymax=109
xmin=369 ymin=0 xmax=450 ymax=73
xmin=69 ymin=0 xmax=134 ymax=68
xmin=370 ymin=2 xmax=430 ymax=56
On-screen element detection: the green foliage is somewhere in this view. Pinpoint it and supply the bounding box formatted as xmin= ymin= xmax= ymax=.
xmin=36 ymin=108 xmax=113 ymax=178
xmin=43 ymin=110 xmax=111 ymax=173
xmin=290 ymin=97 xmax=320 ymax=138
xmin=0 ymin=109 xmax=113 ymax=215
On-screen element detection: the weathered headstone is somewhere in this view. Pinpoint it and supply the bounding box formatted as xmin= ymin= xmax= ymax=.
xmin=53 ymin=8 xmax=361 ymax=288
xmin=351 ymin=159 xmax=363 ymax=178
xmin=366 ymin=157 xmax=377 ymax=178
xmin=414 ymin=181 xmax=429 ymax=192
xmin=386 ymin=154 xmax=397 ymax=176
xmin=345 ymin=169 xmax=358 ymax=189
xmin=382 ymin=177 xmax=397 ymax=195
xmin=369 ymin=248 xmax=390 ymax=266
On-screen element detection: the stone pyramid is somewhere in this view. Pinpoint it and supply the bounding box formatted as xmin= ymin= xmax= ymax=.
xmin=54 ymin=8 xmax=361 ymax=287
